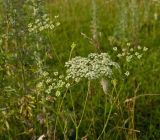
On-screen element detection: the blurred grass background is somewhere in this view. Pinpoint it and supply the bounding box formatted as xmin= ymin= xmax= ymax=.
xmin=0 ymin=0 xmax=160 ymax=139
xmin=45 ymin=0 xmax=160 ymax=139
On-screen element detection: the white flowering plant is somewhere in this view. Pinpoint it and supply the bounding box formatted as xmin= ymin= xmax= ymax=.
xmin=109 ymin=37 xmax=148 ymax=77
xmin=0 ymin=0 xmax=62 ymax=138
xmin=28 ymin=14 xmax=60 ymax=33
xmin=65 ymin=53 xmax=120 ymax=82
xmin=34 ymin=51 xmax=70 ymax=101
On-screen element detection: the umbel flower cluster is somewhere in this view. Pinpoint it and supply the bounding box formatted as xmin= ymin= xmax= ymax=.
xmin=114 ymin=43 xmax=148 ymax=62
xmin=28 ymin=14 xmax=60 ymax=33
xmin=65 ymin=53 xmax=119 ymax=81
xmin=36 ymin=70 xmax=70 ymax=98
xmin=112 ymin=42 xmax=148 ymax=76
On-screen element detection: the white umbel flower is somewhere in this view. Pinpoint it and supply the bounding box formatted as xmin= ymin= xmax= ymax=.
xmin=65 ymin=53 xmax=119 ymax=82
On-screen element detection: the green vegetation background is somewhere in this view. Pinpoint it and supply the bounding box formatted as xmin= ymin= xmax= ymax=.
xmin=0 ymin=0 xmax=160 ymax=139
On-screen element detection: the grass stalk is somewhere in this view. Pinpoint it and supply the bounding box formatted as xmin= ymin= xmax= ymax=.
xmin=97 ymin=83 xmax=120 ymax=140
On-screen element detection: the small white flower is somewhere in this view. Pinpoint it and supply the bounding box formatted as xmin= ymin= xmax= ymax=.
xmin=56 ymin=22 xmax=60 ymax=26
xmin=50 ymin=24 xmax=55 ymax=29
xmin=65 ymin=83 xmax=70 ymax=88
xmin=127 ymin=42 xmax=131 ymax=46
xmin=37 ymin=22 xmax=42 ymax=27
xmin=55 ymin=15 xmax=59 ymax=18
xmin=135 ymin=52 xmax=139 ymax=56
xmin=45 ymin=89 xmax=51 ymax=94
xmin=126 ymin=55 xmax=133 ymax=62
xmin=36 ymin=82 xmax=43 ymax=89
xmin=49 ymin=21 xmax=53 ymax=25
xmin=54 ymin=72 xmax=58 ymax=76
xmin=28 ymin=28 xmax=34 ymax=32
xmin=35 ymin=19 xmax=40 ymax=24
xmin=46 ymin=78 xmax=52 ymax=84
xmin=39 ymin=26 xmax=44 ymax=31
xmin=125 ymin=71 xmax=130 ymax=76
xmin=130 ymin=48 xmax=134 ymax=52
xmin=45 ymin=18 xmax=50 ymax=22
xmin=113 ymin=47 xmax=117 ymax=51
xmin=75 ymin=78 xmax=80 ymax=83
xmin=43 ymin=14 xmax=48 ymax=18
xmin=137 ymin=45 xmax=141 ymax=50
xmin=52 ymin=83 xmax=55 ymax=87
xmin=122 ymin=48 xmax=126 ymax=52
xmin=143 ymin=47 xmax=148 ymax=51
xmin=122 ymin=52 xmax=125 ymax=56
xmin=48 ymin=85 xmax=53 ymax=90
xmin=137 ymin=54 xmax=142 ymax=59
xmin=117 ymin=54 xmax=122 ymax=57
xmin=55 ymin=90 xmax=61 ymax=97
xmin=42 ymin=71 xmax=49 ymax=77
xmin=28 ymin=23 xmax=32 ymax=28
xmin=59 ymin=75 xmax=64 ymax=79
xmin=44 ymin=24 xmax=50 ymax=29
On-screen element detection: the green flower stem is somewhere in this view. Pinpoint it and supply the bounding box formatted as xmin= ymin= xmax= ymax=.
xmin=54 ymin=90 xmax=67 ymax=140
xmin=97 ymin=85 xmax=120 ymax=140
xmin=70 ymin=81 xmax=90 ymax=140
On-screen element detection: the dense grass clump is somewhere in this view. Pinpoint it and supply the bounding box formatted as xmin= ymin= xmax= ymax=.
xmin=0 ymin=0 xmax=160 ymax=139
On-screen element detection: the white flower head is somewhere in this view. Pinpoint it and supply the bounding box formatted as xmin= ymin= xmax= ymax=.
xmin=65 ymin=53 xmax=119 ymax=81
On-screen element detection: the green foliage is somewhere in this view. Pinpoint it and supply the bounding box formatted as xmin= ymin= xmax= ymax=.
xmin=0 ymin=0 xmax=160 ymax=139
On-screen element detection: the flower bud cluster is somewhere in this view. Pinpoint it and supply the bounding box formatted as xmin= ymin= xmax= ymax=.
xmin=113 ymin=43 xmax=148 ymax=62
xmin=28 ymin=14 xmax=60 ymax=33
xmin=36 ymin=70 xmax=70 ymax=98
xmin=112 ymin=43 xmax=148 ymax=77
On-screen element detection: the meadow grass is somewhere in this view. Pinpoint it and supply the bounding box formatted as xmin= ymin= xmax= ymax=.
xmin=0 ymin=0 xmax=160 ymax=140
